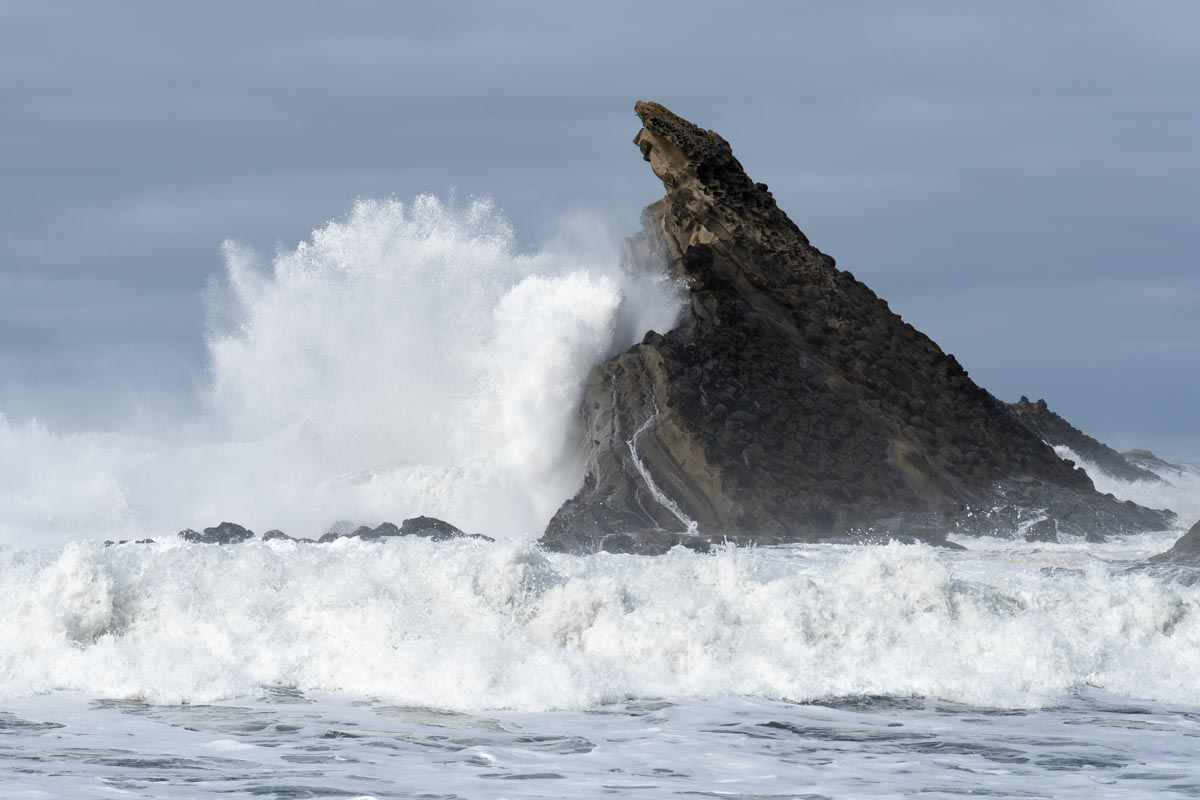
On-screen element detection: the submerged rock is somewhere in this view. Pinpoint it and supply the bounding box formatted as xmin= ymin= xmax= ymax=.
xmin=539 ymin=101 xmax=1173 ymax=555
xmin=1149 ymin=520 xmax=1200 ymax=563
xmin=1008 ymin=397 xmax=1161 ymax=483
xmin=179 ymin=522 xmax=255 ymax=545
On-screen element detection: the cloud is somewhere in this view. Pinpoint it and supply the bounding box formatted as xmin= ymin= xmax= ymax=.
xmin=0 ymin=0 xmax=1196 ymax=455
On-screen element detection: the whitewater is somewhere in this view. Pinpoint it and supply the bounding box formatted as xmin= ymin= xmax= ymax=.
xmin=2 ymin=195 xmax=1199 ymax=799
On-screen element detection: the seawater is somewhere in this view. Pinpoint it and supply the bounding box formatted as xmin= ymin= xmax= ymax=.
xmin=3 ymin=526 xmax=1200 ymax=798
xmin=1 ymin=195 xmax=1199 ymax=798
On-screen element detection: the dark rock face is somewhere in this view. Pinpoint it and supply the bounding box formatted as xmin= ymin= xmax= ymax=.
xmin=1009 ymin=397 xmax=1161 ymax=483
xmin=539 ymin=101 xmax=1174 ymax=554
xmin=179 ymin=522 xmax=255 ymax=545
xmin=1149 ymin=520 xmax=1200 ymax=563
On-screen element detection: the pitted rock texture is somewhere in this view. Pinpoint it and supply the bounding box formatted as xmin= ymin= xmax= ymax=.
xmin=539 ymin=101 xmax=1173 ymax=554
xmin=1009 ymin=397 xmax=1161 ymax=483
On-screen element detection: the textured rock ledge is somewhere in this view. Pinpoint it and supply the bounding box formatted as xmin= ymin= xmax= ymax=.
xmin=540 ymin=101 xmax=1173 ymax=554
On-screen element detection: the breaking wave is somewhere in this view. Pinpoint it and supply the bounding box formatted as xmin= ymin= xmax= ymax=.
xmin=0 ymin=194 xmax=1197 ymax=713
xmin=0 ymin=196 xmax=682 ymax=547
xmin=0 ymin=538 xmax=1197 ymax=710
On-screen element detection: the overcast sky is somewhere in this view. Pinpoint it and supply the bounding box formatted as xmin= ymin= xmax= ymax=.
xmin=2 ymin=1 xmax=1197 ymax=459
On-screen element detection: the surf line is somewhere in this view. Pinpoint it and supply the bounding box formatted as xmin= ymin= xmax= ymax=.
xmin=626 ymin=399 xmax=700 ymax=534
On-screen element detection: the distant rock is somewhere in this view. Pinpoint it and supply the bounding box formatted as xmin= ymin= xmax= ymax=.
xmin=539 ymin=100 xmax=1173 ymax=555
xmin=103 ymin=539 xmax=155 ymax=547
xmin=1123 ymin=449 xmax=1186 ymax=477
xmin=262 ymin=529 xmax=314 ymax=543
xmin=179 ymin=522 xmax=255 ymax=545
xmin=400 ymin=516 xmax=461 ymax=540
xmin=1149 ymin=519 xmax=1200 ymax=563
xmin=1008 ymin=397 xmax=1161 ymax=483
xmin=316 ymin=517 xmax=492 ymax=543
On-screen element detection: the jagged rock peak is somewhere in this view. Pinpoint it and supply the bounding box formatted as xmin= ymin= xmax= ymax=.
xmin=538 ymin=101 xmax=1173 ymax=554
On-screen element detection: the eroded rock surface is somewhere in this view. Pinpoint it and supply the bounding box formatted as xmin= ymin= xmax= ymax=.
xmin=540 ymin=101 xmax=1173 ymax=554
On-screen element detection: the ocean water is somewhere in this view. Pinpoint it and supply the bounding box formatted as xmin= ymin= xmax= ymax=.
xmin=2 ymin=195 xmax=1198 ymax=798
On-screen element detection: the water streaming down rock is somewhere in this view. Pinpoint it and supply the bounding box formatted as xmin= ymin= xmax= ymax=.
xmin=541 ymin=101 xmax=1173 ymax=554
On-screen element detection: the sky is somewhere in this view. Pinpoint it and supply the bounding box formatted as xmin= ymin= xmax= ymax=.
xmin=1 ymin=1 xmax=1197 ymax=460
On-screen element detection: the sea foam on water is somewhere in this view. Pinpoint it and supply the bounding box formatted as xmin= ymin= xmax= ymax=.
xmin=0 ymin=535 xmax=1197 ymax=710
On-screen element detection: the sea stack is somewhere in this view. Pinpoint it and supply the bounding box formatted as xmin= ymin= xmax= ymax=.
xmin=539 ymin=101 xmax=1172 ymax=554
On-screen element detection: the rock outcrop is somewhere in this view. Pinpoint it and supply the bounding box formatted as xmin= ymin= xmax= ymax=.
xmin=174 ymin=517 xmax=488 ymax=545
xmin=540 ymin=101 xmax=1173 ymax=554
xmin=179 ymin=522 xmax=255 ymax=545
xmin=1149 ymin=519 xmax=1200 ymax=563
xmin=1008 ymin=397 xmax=1161 ymax=483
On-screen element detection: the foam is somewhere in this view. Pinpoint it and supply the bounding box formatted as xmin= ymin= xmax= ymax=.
xmin=0 ymin=196 xmax=682 ymax=546
xmin=0 ymin=539 xmax=1196 ymax=710
xmin=1055 ymin=445 xmax=1200 ymax=529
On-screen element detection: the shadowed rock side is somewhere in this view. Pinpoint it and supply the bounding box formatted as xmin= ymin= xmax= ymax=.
xmin=1150 ymin=519 xmax=1200 ymax=563
xmin=540 ymin=101 xmax=1173 ymax=554
xmin=1008 ymin=397 xmax=1161 ymax=483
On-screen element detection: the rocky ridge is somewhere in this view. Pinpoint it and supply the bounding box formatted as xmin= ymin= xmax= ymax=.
xmin=540 ymin=101 xmax=1173 ymax=554
xmin=1008 ymin=397 xmax=1161 ymax=483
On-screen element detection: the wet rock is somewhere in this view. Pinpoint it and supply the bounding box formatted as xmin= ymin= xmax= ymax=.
xmin=539 ymin=100 xmax=1174 ymax=555
xmin=179 ymin=522 xmax=255 ymax=545
xmin=400 ymin=516 xmax=494 ymax=542
xmin=1149 ymin=520 xmax=1200 ymax=563
xmin=103 ymin=539 xmax=155 ymax=547
xmin=400 ymin=516 xmax=465 ymax=540
xmin=1024 ymin=518 xmax=1058 ymax=543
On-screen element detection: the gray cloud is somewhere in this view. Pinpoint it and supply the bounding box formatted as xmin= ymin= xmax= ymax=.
xmin=1 ymin=0 xmax=1197 ymax=458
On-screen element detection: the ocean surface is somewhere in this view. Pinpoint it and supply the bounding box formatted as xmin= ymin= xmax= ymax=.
xmin=2 ymin=195 xmax=1198 ymax=798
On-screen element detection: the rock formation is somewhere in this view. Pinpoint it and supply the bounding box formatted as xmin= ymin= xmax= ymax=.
xmin=540 ymin=101 xmax=1173 ymax=554
xmin=179 ymin=521 xmax=255 ymax=545
xmin=1008 ymin=397 xmax=1161 ymax=483
xmin=1149 ymin=519 xmax=1200 ymax=563
xmin=173 ymin=517 xmax=488 ymax=545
